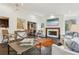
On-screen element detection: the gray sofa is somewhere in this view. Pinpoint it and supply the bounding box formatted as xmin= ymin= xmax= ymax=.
xmin=64 ymin=31 xmax=79 ymax=52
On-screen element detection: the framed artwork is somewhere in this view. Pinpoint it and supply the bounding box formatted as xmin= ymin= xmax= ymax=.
xmin=65 ymin=19 xmax=76 ymax=32
xmin=17 ymin=17 xmax=26 ymax=29
xmin=47 ymin=18 xmax=59 ymax=27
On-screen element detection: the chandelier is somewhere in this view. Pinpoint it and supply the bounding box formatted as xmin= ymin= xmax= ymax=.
xmin=15 ymin=3 xmax=24 ymax=11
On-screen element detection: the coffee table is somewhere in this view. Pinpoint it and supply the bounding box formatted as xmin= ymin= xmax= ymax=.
xmin=8 ymin=41 xmax=33 ymax=55
xmin=8 ymin=38 xmax=55 ymax=55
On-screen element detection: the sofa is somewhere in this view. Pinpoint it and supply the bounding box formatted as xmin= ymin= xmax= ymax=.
xmin=64 ymin=31 xmax=79 ymax=52
xmin=52 ymin=44 xmax=79 ymax=55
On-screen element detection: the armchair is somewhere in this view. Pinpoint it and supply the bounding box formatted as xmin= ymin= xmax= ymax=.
xmin=15 ymin=30 xmax=28 ymax=41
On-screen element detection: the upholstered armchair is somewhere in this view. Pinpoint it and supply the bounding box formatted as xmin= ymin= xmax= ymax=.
xmin=14 ymin=30 xmax=28 ymax=41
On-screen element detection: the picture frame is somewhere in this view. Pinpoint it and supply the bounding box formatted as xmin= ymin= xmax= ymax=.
xmin=47 ymin=18 xmax=59 ymax=27
xmin=17 ymin=17 xmax=26 ymax=29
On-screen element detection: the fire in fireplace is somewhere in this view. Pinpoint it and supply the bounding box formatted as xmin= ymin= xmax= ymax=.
xmin=49 ymin=31 xmax=57 ymax=36
xmin=46 ymin=28 xmax=60 ymax=39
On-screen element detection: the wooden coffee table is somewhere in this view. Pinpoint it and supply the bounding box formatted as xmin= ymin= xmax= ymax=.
xmin=8 ymin=38 xmax=55 ymax=55
xmin=8 ymin=42 xmax=33 ymax=55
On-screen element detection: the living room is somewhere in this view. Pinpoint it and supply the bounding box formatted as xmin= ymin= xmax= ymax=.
xmin=0 ymin=3 xmax=79 ymax=55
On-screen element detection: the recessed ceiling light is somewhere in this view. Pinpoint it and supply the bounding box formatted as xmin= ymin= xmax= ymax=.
xmin=49 ymin=15 xmax=56 ymax=19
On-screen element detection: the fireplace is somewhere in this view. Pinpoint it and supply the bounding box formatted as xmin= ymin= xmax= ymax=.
xmin=46 ymin=28 xmax=60 ymax=39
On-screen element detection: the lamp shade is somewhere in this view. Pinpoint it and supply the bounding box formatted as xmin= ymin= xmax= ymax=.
xmin=70 ymin=24 xmax=79 ymax=32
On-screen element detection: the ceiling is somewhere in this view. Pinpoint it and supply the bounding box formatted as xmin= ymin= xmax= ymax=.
xmin=2 ymin=3 xmax=79 ymax=17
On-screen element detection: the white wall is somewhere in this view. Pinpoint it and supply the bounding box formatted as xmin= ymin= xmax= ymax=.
xmin=57 ymin=15 xmax=65 ymax=38
xmin=38 ymin=15 xmax=65 ymax=38
xmin=0 ymin=4 xmax=41 ymax=43
xmin=0 ymin=4 xmax=17 ymax=43
xmin=0 ymin=4 xmax=79 ymax=43
xmin=16 ymin=11 xmax=40 ymax=30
